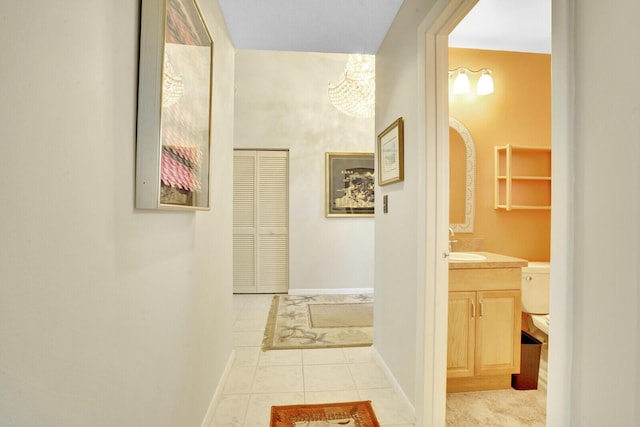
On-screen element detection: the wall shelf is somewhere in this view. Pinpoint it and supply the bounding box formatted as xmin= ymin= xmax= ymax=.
xmin=494 ymin=144 xmax=551 ymax=211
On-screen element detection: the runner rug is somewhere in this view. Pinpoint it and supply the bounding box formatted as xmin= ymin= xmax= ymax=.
xmin=270 ymin=401 xmax=380 ymax=427
xmin=262 ymin=294 xmax=373 ymax=351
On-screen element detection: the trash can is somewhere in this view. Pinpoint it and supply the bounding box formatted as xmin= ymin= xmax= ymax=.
xmin=512 ymin=330 xmax=543 ymax=390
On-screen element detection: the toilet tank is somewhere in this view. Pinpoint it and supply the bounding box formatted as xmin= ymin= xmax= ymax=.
xmin=521 ymin=262 xmax=550 ymax=314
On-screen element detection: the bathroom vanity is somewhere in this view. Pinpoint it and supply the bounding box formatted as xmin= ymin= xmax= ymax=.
xmin=447 ymin=252 xmax=527 ymax=392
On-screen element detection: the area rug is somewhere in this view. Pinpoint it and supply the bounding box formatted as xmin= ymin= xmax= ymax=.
xmin=262 ymin=294 xmax=373 ymax=351
xmin=270 ymin=401 xmax=380 ymax=427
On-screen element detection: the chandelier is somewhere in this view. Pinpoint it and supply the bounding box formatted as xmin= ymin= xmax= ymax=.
xmin=328 ymin=54 xmax=375 ymax=118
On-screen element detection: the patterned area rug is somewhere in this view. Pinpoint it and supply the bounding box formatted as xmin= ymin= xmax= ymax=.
xmin=262 ymin=294 xmax=373 ymax=351
xmin=270 ymin=401 xmax=380 ymax=427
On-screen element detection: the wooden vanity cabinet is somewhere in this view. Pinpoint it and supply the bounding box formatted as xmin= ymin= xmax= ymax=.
xmin=447 ymin=267 xmax=522 ymax=392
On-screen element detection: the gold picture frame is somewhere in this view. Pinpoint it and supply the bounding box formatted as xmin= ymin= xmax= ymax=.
xmin=135 ymin=0 xmax=214 ymax=210
xmin=325 ymin=152 xmax=375 ymax=217
xmin=377 ymin=117 xmax=404 ymax=186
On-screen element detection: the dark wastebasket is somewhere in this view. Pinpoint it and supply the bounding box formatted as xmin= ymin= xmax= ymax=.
xmin=512 ymin=330 xmax=543 ymax=390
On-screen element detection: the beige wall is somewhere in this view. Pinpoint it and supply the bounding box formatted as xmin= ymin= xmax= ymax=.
xmin=374 ymin=0 xmax=436 ymax=409
xmin=0 ymin=1 xmax=235 ymax=425
xmin=233 ymin=50 xmax=375 ymax=291
xmin=566 ymin=1 xmax=640 ymax=424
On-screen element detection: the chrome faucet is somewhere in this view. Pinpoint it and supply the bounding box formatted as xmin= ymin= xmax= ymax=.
xmin=448 ymin=227 xmax=457 ymax=252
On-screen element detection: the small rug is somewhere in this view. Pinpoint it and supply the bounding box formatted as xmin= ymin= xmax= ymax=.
xmin=270 ymin=401 xmax=380 ymax=427
xmin=262 ymin=294 xmax=373 ymax=351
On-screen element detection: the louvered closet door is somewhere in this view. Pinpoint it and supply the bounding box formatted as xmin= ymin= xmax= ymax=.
xmin=233 ymin=150 xmax=289 ymax=293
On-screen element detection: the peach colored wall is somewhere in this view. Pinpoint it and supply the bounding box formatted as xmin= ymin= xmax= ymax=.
xmin=449 ymin=48 xmax=551 ymax=262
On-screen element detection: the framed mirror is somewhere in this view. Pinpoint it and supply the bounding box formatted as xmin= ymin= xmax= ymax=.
xmin=449 ymin=117 xmax=475 ymax=233
xmin=135 ymin=0 xmax=214 ymax=210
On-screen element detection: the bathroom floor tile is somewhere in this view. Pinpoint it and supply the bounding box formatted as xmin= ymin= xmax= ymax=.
xmin=302 ymin=348 xmax=347 ymax=365
xmin=209 ymin=394 xmax=250 ymax=427
xmin=358 ymin=388 xmax=415 ymax=425
xmin=233 ymin=347 xmax=261 ymax=367
xmin=232 ymin=331 xmax=264 ymax=347
xmin=305 ymin=389 xmax=360 ymax=404
xmin=303 ymin=364 xmax=355 ymax=392
xmin=233 ymin=317 xmax=268 ymax=332
xmin=252 ymin=365 xmax=304 ymax=393
xmin=342 ymin=346 xmax=374 ymax=363
xmin=243 ymin=392 xmax=305 ymax=427
xmin=222 ymin=365 xmax=256 ymax=394
xmin=349 ymin=362 xmax=391 ymax=389
xmin=258 ymin=349 xmax=302 ymax=366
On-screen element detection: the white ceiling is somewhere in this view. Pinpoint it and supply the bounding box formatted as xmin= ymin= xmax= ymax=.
xmin=218 ymin=0 xmax=551 ymax=55
xmin=450 ymin=0 xmax=551 ymax=54
xmin=218 ymin=0 xmax=404 ymax=54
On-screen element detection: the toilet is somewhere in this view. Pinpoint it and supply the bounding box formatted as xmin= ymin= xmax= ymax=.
xmin=521 ymin=262 xmax=550 ymax=343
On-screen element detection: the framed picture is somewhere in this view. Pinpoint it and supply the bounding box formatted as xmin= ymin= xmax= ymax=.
xmin=135 ymin=0 xmax=214 ymax=210
xmin=325 ymin=152 xmax=375 ymax=217
xmin=377 ymin=117 xmax=404 ymax=186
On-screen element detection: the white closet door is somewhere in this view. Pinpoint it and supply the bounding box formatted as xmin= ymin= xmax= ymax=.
xmin=233 ymin=150 xmax=289 ymax=293
xmin=233 ymin=151 xmax=257 ymax=293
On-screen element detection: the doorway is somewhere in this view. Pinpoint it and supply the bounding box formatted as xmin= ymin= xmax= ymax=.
xmin=417 ymin=0 xmax=572 ymax=425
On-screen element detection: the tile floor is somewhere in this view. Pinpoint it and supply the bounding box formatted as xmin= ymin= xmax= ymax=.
xmin=209 ymin=294 xmax=415 ymax=427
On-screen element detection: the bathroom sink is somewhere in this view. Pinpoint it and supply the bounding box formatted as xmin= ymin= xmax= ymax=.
xmin=449 ymin=252 xmax=487 ymax=261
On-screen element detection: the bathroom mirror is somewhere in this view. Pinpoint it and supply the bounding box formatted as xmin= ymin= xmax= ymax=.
xmin=449 ymin=117 xmax=475 ymax=233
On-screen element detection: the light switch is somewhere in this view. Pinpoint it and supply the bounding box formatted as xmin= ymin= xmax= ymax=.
xmin=383 ymin=195 xmax=388 ymax=213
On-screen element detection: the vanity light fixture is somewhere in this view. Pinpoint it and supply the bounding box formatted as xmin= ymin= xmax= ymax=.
xmin=449 ymin=67 xmax=494 ymax=95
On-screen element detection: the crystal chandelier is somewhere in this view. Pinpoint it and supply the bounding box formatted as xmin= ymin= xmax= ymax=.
xmin=328 ymin=54 xmax=375 ymax=118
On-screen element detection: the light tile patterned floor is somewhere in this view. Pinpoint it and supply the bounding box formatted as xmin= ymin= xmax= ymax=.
xmin=209 ymin=294 xmax=415 ymax=427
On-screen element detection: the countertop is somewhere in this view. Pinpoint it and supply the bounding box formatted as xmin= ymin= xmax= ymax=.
xmin=448 ymin=251 xmax=528 ymax=270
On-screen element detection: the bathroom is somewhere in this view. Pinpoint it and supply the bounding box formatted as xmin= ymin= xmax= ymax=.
xmin=446 ymin=45 xmax=551 ymax=419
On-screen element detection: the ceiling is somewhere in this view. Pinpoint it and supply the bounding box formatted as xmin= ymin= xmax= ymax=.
xmin=449 ymin=0 xmax=551 ymax=54
xmin=218 ymin=0 xmax=551 ymax=55
xmin=218 ymin=0 xmax=404 ymax=54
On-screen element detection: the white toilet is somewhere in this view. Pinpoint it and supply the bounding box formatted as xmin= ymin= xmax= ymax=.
xmin=521 ymin=262 xmax=550 ymax=343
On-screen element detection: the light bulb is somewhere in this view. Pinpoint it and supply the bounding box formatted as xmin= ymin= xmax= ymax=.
xmin=477 ymin=70 xmax=494 ymax=95
xmin=453 ymin=70 xmax=470 ymax=94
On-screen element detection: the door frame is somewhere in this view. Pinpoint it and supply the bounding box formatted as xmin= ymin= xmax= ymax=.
xmin=415 ymin=0 xmax=574 ymax=425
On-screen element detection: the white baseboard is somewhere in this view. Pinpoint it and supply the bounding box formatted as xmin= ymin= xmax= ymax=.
xmin=371 ymin=346 xmax=416 ymax=423
xmin=288 ymin=288 xmax=374 ymax=295
xmin=200 ymin=349 xmax=235 ymax=427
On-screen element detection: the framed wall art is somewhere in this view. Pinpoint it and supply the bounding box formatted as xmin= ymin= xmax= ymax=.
xmin=377 ymin=117 xmax=404 ymax=186
xmin=325 ymin=152 xmax=375 ymax=217
xmin=135 ymin=0 xmax=214 ymax=210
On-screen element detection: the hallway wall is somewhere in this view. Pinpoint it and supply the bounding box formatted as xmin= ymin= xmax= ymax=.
xmin=565 ymin=1 xmax=640 ymax=424
xmin=0 ymin=1 xmax=235 ymax=426
xmin=374 ymin=0 xmax=436 ymax=409
xmin=234 ymin=50 xmax=375 ymax=291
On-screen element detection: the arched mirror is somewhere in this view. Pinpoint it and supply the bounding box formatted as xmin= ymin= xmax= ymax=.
xmin=449 ymin=117 xmax=475 ymax=233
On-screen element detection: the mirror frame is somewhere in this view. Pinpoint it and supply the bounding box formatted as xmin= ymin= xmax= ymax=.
xmin=449 ymin=116 xmax=476 ymax=233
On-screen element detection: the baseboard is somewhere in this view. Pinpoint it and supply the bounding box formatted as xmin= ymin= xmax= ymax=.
xmin=200 ymin=349 xmax=235 ymax=427
xmin=288 ymin=288 xmax=374 ymax=295
xmin=371 ymin=346 xmax=416 ymax=423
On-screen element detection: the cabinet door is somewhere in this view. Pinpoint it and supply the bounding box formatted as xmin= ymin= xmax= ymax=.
xmin=447 ymin=291 xmax=476 ymax=378
xmin=475 ymin=290 xmax=521 ymax=376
